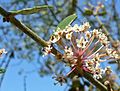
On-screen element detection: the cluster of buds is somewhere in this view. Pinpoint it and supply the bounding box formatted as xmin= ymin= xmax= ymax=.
xmin=43 ymin=22 xmax=119 ymax=79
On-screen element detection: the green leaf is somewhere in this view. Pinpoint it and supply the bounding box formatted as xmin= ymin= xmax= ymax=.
xmin=9 ymin=5 xmax=53 ymax=15
xmin=84 ymin=9 xmax=93 ymax=16
xmin=56 ymin=14 xmax=77 ymax=31
xmin=98 ymin=11 xmax=107 ymax=16
xmin=0 ymin=68 xmax=5 ymax=74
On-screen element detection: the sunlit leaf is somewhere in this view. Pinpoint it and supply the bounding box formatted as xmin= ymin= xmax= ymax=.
xmin=56 ymin=14 xmax=77 ymax=31
xmin=84 ymin=9 xmax=93 ymax=16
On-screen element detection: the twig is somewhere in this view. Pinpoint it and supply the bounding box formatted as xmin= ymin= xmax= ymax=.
xmin=0 ymin=6 xmax=108 ymax=91
xmin=0 ymin=6 xmax=48 ymax=47
xmin=0 ymin=51 xmax=13 ymax=87
xmin=43 ymin=0 xmax=60 ymax=23
xmin=95 ymin=16 xmax=113 ymax=42
xmin=0 ymin=6 xmax=61 ymax=58
xmin=23 ymin=76 xmax=27 ymax=91
xmin=112 ymin=0 xmax=120 ymax=40
xmin=83 ymin=71 xmax=107 ymax=91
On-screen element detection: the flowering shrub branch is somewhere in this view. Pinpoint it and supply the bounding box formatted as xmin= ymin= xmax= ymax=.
xmin=1 ymin=6 xmax=119 ymax=90
xmin=44 ymin=22 xmax=119 ymax=90
xmin=0 ymin=6 xmax=48 ymax=47
xmin=45 ymin=22 xmax=119 ymax=78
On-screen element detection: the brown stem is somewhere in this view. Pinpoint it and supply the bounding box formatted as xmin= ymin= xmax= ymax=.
xmin=95 ymin=16 xmax=113 ymax=42
xmin=0 ymin=6 xmax=48 ymax=47
xmin=0 ymin=6 xmax=108 ymax=91
xmin=83 ymin=71 xmax=107 ymax=91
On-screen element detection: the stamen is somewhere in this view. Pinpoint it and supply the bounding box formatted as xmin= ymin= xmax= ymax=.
xmin=88 ymin=45 xmax=104 ymax=58
xmin=84 ymin=40 xmax=100 ymax=59
xmin=80 ymin=35 xmax=94 ymax=56
xmin=66 ymin=67 xmax=76 ymax=77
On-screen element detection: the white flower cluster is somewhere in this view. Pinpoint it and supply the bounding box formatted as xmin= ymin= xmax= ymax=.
xmin=106 ymin=47 xmax=119 ymax=59
xmin=84 ymin=53 xmax=104 ymax=79
xmin=43 ymin=22 xmax=119 ymax=79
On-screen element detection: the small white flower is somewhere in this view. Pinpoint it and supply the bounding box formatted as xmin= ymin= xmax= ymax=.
xmin=81 ymin=22 xmax=91 ymax=32
xmin=63 ymin=46 xmax=73 ymax=59
xmin=93 ymin=68 xmax=104 ymax=79
xmin=43 ymin=45 xmax=52 ymax=56
xmin=64 ymin=46 xmax=73 ymax=55
xmin=54 ymin=30 xmax=63 ymax=36
xmin=66 ymin=32 xmax=73 ymax=40
xmin=85 ymin=31 xmax=91 ymax=39
xmin=76 ymin=37 xmax=87 ymax=48
xmin=84 ymin=22 xmax=91 ymax=28
xmin=65 ymin=25 xmax=73 ymax=33
xmin=85 ymin=59 xmax=94 ymax=67
xmin=94 ymin=53 xmax=103 ymax=63
xmin=70 ymin=59 xmax=77 ymax=67
xmin=93 ymin=73 xmax=102 ymax=79
xmin=80 ymin=25 xmax=85 ymax=32
xmin=98 ymin=32 xmax=108 ymax=45
xmin=106 ymin=47 xmax=119 ymax=59
xmin=106 ymin=48 xmax=113 ymax=54
xmin=50 ymin=35 xmax=60 ymax=43
xmin=93 ymin=29 xmax=99 ymax=37
xmin=73 ymin=24 xmax=80 ymax=32
xmin=112 ymin=51 xmax=119 ymax=59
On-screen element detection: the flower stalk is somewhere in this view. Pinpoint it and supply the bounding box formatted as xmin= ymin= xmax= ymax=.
xmin=1 ymin=6 xmax=118 ymax=91
xmin=44 ymin=22 xmax=119 ymax=90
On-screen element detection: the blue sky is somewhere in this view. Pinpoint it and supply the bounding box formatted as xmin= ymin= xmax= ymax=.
xmin=0 ymin=0 xmax=120 ymax=91
xmin=0 ymin=58 xmax=67 ymax=91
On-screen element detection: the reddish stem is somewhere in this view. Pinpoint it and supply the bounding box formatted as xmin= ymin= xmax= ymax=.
xmin=79 ymin=36 xmax=94 ymax=56
xmin=83 ymin=41 xmax=99 ymax=60
xmin=66 ymin=66 xmax=76 ymax=77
